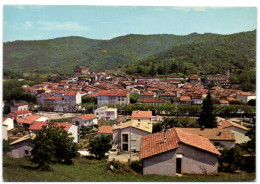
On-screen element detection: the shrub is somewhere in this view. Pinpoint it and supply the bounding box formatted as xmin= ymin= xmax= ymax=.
xmin=130 ymin=160 xmax=143 ymax=174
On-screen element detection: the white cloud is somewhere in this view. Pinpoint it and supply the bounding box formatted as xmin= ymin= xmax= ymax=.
xmin=36 ymin=21 xmax=88 ymax=31
xmin=13 ymin=20 xmax=88 ymax=32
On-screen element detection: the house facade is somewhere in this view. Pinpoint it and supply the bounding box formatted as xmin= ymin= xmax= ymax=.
xmin=112 ymin=121 xmax=152 ymax=152
xmin=131 ymin=110 xmax=152 ymax=123
xmin=72 ymin=114 xmax=98 ymax=128
xmin=94 ymin=106 xmax=117 ymax=120
xmin=10 ymin=102 xmax=28 ymax=112
xmin=98 ymin=90 xmax=130 ymax=106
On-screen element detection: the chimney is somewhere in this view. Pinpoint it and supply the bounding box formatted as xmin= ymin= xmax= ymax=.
xmin=29 ymin=130 xmax=32 ymax=137
xmin=120 ymin=121 xmax=122 ymax=126
xmin=164 ymin=136 xmax=167 ymax=143
xmin=200 ymin=126 xmax=205 ymax=130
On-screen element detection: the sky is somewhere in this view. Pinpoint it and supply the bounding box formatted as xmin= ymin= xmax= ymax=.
xmin=3 ymin=5 xmax=257 ymax=42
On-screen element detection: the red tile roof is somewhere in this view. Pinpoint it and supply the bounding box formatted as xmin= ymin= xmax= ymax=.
xmin=78 ymin=114 xmax=97 ymax=121
xmin=99 ymin=90 xmax=127 ymax=97
xmin=140 ymin=128 xmax=220 ymax=159
xmin=64 ymin=91 xmax=78 ymax=96
xmin=218 ymin=120 xmax=248 ymax=131
xmin=3 ymin=117 xmax=8 ymax=122
xmin=12 ymin=110 xmax=32 ymax=115
xmin=137 ymin=98 xmax=167 ymax=104
xmin=132 ymin=111 xmax=152 ymax=119
xmin=98 ymin=126 xmax=113 ymax=134
xmin=45 ymin=96 xmax=63 ymax=100
xmin=29 ymin=122 xmax=72 ymax=131
xmin=180 ymin=96 xmax=191 ymax=101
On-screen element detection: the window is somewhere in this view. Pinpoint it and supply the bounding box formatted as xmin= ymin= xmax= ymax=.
xmin=122 ymin=134 xmax=128 ymax=142
xmin=24 ymin=150 xmax=29 ymax=155
xmin=131 ymin=145 xmax=136 ymax=150
xmin=131 ymin=135 xmax=136 ymax=141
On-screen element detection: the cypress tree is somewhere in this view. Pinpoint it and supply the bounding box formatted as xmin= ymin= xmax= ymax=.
xmin=198 ymin=91 xmax=217 ymax=128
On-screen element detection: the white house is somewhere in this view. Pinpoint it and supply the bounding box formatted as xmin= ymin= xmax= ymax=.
xmin=29 ymin=122 xmax=79 ymax=143
xmin=3 ymin=117 xmax=14 ymax=130
xmin=236 ymin=92 xmax=256 ymax=103
xmin=72 ymin=114 xmax=98 ymax=128
xmin=94 ymin=106 xmax=117 ymax=120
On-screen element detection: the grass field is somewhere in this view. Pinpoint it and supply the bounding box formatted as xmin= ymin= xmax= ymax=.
xmin=3 ymin=155 xmax=255 ymax=182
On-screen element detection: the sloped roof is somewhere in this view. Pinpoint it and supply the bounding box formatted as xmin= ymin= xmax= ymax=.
xmin=12 ymin=110 xmax=32 ymax=115
xmin=218 ymin=120 xmax=248 ymax=131
xmin=176 ymin=128 xmax=236 ymax=141
xmin=98 ymin=126 xmax=113 ymax=134
xmin=113 ymin=120 xmax=152 ymax=133
xmin=99 ymin=90 xmax=127 ymax=97
xmin=78 ymin=114 xmax=97 ymax=121
xmin=140 ymin=128 xmax=220 ymax=159
xmin=10 ymin=134 xmax=36 ymax=145
xmin=29 ymin=122 xmax=72 ymax=131
xmin=131 ymin=111 xmax=152 ymax=119
xmin=137 ymin=98 xmax=167 ymax=103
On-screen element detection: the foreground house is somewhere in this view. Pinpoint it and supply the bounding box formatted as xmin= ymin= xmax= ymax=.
xmin=140 ymin=128 xmax=220 ymax=176
xmin=16 ymin=114 xmax=49 ymax=128
xmin=94 ymin=106 xmax=117 ymax=120
xmin=7 ymin=110 xmax=32 ymax=120
xmin=112 ymin=120 xmax=152 ymax=152
xmin=217 ymin=119 xmax=249 ymax=144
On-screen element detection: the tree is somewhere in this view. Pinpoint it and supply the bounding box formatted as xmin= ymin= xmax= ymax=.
xmin=130 ymin=93 xmax=139 ymax=104
xmin=198 ymin=92 xmax=217 ymax=128
xmin=88 ymin=135 xmax=112 ymax=159
xmin=3 ymin=139 xmax=13 ymax=154
xmin=219 ymin=145 xmax=242 ymax=173
xmin=247 ymin=99 xmax=256 ymax=106
xmin=30 ymin=123 xmax=79 ymax=170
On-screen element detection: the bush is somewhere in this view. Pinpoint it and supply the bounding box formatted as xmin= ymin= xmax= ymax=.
xmin=130 ymin=160 xmax=143 ymax=174
xmin=3 ymin=139 xmax=13 ymax=154
xmin=88 ymin=135 xmax=112 ymax=159
xmin=30 ymin=123 xmax=80 ymax=170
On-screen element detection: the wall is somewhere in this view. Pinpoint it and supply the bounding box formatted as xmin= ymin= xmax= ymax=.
xmin=143 ymin=150 xmax=176 ymax=176
xmin=228 ymin=127 xmax=249 ymax=144
xmin=143 ymin=143 xmax=218 ymax=176
xmin=3 ymin=118 xmax=14 ymax=130
xmin=131 ymin=118 xmax=151 ymax=123
xmin=7 ymin=141 xmax=32 ymax=158
xmin=2 ymin=125 xmax=8 ymax=140
xmin=210 ymin=140 xmax=235 ymax=149
xmin=68 ymin=124 xmax=79 ymax=143
xmin=121 ymin=127 xmax=150 ymax=152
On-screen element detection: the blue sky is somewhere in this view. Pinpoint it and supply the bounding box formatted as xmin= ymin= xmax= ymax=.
xmin=3 ymin=6 xmax=256 ymax=42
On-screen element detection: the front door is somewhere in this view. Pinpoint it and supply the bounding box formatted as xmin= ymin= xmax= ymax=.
xmin=176 ymin=158 xmax=182 ymax=174
xmin=123 ymin=143 xmax=128 ymax=151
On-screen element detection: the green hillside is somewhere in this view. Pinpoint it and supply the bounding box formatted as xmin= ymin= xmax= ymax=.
xmin=3 ymin=30 xmax=256 ymax=76
xmin=125 ymin=30 xmax=256 ymax=76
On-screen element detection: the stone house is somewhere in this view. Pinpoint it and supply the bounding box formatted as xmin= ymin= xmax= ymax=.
xmin=72 ymin=114 xmax=98 ymax=128
xmin=140 ymin=128 xmax=220 ymax=176
xmin=94 ymin=106 xmax=117 ymax=120
xmin=217 ymin=119 xmax=249 ymax=144
xmin=112 ymin=120 xmax=152 ymax=152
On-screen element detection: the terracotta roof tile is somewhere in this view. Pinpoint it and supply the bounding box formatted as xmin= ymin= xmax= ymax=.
xmin=140 ymin=128 xmax=220 ymax=159
xmin=218 ymin=120 xmax=248 ymax=131
xmin=78 ymin=114 xmax=97 ymax=121
xmin=131 ymin=111 xmax=152 ymax=119
xmin=98 ymin=126 xmax=113 ymax=134
xmin=29 ymin=122 xmax=72 ymax=131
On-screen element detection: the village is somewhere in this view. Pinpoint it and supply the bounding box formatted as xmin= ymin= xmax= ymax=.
xmin=2 ymin=65 xmax=256 ymax=178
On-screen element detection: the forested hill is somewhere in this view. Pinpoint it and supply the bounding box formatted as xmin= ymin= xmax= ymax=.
xmin=3 ymin=30 xmax=256 ymax=75
xmin=125 ymin=30 xmax=256 ymax=76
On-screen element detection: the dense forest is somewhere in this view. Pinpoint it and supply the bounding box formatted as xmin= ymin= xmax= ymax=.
xmin=4 ymin=30 xmax=255 ymax=77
